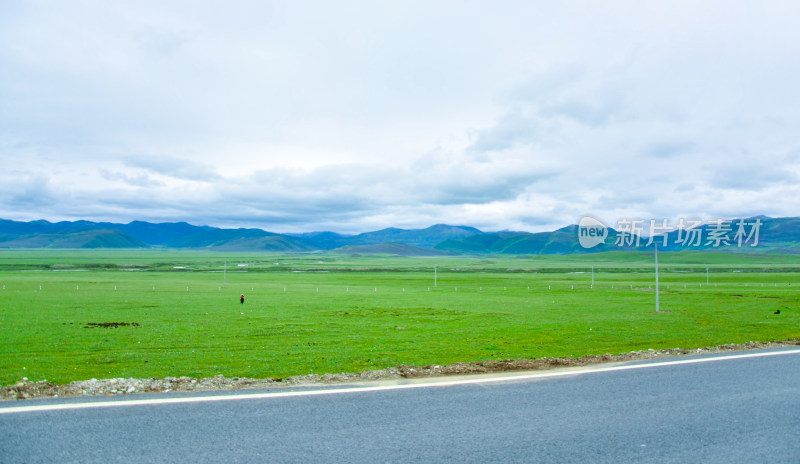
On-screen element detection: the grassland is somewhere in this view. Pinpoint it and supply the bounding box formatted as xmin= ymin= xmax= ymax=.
xmin=1 ymin=249 xmax=798 ymax=387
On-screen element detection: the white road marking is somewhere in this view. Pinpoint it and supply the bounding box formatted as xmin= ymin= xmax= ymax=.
xmin=2 ymin=348 xmax=799 ymax=415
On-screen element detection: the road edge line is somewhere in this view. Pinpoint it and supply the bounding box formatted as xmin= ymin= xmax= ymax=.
xmin=2 ymin=348 xmax=799 ymax=415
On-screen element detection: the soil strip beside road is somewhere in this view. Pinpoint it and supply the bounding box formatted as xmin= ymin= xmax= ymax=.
xmin=3 ymin=339 xmax=798 ymax=401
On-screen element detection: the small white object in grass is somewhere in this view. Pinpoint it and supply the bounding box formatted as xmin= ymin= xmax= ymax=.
xmin=241 ymin=312 xmax=244 ymax=315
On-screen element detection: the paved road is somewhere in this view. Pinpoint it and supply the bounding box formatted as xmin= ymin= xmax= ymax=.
xmin=2 ymin=348 xmax=799 ymax=463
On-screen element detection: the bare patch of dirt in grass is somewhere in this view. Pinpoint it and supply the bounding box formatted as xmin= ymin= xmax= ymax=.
xmin=83 ymin=322 xmax=141 ymax=329
xmin=3 ymin=339 xmax=799 ymax=401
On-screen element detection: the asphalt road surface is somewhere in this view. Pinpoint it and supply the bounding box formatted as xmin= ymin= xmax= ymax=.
xmin=2 ymin=348 xmax=799 ymax=463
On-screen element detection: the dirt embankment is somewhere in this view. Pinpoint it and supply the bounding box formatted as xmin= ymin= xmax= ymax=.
xmin=3 ymin=339 xmax=799 ymax=401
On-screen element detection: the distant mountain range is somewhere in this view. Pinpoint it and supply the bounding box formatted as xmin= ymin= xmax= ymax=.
xmin=0 ymin=217 xmax=797 ymax=255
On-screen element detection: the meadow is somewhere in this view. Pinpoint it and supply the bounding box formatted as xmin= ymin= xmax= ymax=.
xmin=1 ymin=249 xmax=798 ymax=386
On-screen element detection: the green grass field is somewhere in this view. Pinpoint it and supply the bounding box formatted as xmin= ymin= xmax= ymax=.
xmin=1 ymin=250 xmax=798 ymax=386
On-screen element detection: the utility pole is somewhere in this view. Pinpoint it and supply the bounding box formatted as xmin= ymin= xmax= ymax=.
xmin=655 ymin=243 xmax=659 ymax=312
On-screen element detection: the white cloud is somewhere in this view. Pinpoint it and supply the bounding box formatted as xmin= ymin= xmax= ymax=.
xmin=1 ymin=1 xmax=799 ymax=232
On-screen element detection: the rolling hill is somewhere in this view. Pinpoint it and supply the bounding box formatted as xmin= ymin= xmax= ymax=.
xmin=0 ymin=216 xmax=796 ymax=254
xmin=332 ymin=243 xmax=454 ymax=256
xmin=434 ymin=225 xmax=639 ymax=255
xmin=0 ymin=229 xmax=147 ymax=249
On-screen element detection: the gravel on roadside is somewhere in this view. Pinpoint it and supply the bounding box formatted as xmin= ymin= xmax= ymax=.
xmin=3 ymin=339 xmax=798 ymax=401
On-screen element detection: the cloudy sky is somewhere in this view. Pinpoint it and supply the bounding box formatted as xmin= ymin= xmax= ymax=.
xmin=1 ymin=1 xmax=799 ymax=233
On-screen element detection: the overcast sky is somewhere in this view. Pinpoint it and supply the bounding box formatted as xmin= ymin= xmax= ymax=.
xmin=1 ymin=1 xmax=799 ymax=233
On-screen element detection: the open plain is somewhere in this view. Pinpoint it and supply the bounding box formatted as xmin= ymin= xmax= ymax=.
xmin=1 ymin=250 xmax=798 ymax=390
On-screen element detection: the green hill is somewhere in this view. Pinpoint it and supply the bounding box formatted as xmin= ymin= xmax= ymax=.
xmin=204 ymin=235 xmax=316 ymax=252
xmin=345 ymin=224 xmax=482 ymax=248
xmin=0 ymin=229 xmax=147 ymax=249
xmin=434 ymin=226 xmax=636 ymax=255
xmin=0 ymin=216 xmax=796 ymax=253
xmin=164 ymin=228 xmax=307 ymax=250
xmin=333 ymin=242 xmax=454 ymax=256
